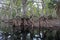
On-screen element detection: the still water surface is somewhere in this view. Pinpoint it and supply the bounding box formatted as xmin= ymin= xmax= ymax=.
xmin=0 ymin=31 xmax=42 ymax=40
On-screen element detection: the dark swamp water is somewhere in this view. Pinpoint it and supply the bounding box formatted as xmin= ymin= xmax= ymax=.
xmin=0 ymin=31 xmax=42 ymax=40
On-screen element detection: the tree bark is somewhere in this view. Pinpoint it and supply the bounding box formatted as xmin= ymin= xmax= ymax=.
xmin=22 ymin=0 xmax=27 ymax=17
xmin=56 ymin=2 xmax=60 ymax=19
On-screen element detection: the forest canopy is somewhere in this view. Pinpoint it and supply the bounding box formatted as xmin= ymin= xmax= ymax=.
xmin=0 ymin=0 xmax=59 ymax=19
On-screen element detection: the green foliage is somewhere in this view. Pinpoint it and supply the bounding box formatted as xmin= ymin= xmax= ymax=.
xmin=43 ymin=0 xmax=57 ymax=17
xmin=16 ymin=0 xmax=21 ymax=7
xmin=0 ymin=0 xmax=58 ymax=18
xmin=48 ymin=0 xmax=57 ymax=9
xmin=12 ymin=10 xmax=16 ymax=17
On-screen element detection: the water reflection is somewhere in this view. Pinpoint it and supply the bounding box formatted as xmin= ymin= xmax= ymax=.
xmin=0 ymin=31 xmax=42 ymax=40
xmin=33 ymin=38 xmax=41 ymax=40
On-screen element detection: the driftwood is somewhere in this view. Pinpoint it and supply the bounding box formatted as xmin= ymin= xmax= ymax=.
xmin=39 ymin=18 xmax=60 ymax=30
xmin=39 ymin=16 xmax=60 ymax=30
xmin=2 ymin=16 xmax=60 ymax=30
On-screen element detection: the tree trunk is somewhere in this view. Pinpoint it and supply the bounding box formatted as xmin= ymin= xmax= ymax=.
xmin=22 ymin=0 xmax=27 ymax=17
xmin=10 ymin=0 xmax=13 ymax=19
xmin=41 ymin=0 xmax=44 ymax=16
xmin=56 ymin=2 xmax=60 ymax=18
